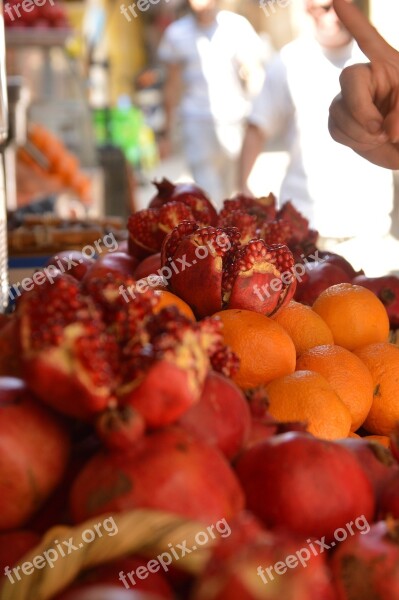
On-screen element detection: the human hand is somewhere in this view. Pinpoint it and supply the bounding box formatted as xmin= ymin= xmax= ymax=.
xmin=328 ymin=0 xmax=399 ymax=168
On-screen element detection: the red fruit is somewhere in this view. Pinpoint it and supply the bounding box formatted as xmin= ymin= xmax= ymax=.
xmin=259 ymin=219 xmax=292 ymax=246
xmin=379 ymin=472 xmax=399 ymax=519
xmin=57 ymin=556 xmax=174 ymax=599
xmin=82 ymin=252 xmax=139 ymax=283
xmin=57 ymin=587 xmax=164 ymax=600
xmin=18 ymin=275 xmax=117 ymax=420
xmin=352 ymin=274 xmax=399 ymax=328
xmin=0 ymin=530 xmax=40 ymax=571
xmin=96 ymin=406 xmax=146 ymax=451
xmin=178 ymin=371 xmax=251 ymax=460
xmin=217 ymin=209 xmax=257 ymax=244
xmin=235 ymin=432 xmax=375 ymax=541
xmin=46 ymin=250 xmax=95 ymax=281
xmin=317 ymin=251 xmax=361 ymax=279
xmin=0 ymin=377 xmax=70 ymax=530
xmin=118 ymin=309 xmax=219 ymax=428
xmin=277 ymin=201 xmax=315 ymax=244
xmin=70 ymin=427 xmax=245 ymax=524
xmin=221 ymin=193 xmax=277 ymax=226
xmin=336 ymin=437 xmax=397 ymax=502
xmin=192 ymin=529 xmax=336 ymax=600
xmin=0 ymin=316 xmax=21 ymax=377
xmin=330 ymin=520 xmax=399 ymax=599
xmin=161 ymin=222 xmax=296 ymax=319
xmin=149 ymin=178 xmax=217 ymax=225
xmin=295 ymin=261 xmax=351 ymax=305
xmin=0 ymin=314 xmax=8 ymax=331
xmin=134 ymin=253 xmax=162 ymax=280
xmin=128 ymin=202 xmax=195 ymax=259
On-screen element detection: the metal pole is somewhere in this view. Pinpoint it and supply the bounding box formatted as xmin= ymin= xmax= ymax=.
xmin=0 ymin=1 xmax=9 ymax=312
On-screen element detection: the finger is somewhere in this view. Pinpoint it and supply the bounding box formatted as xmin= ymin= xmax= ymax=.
xmin=338 ymin=64 xmax=386 ymax=133
xmin=333 ymin=0 xmax=397 ymax=62
xmin=329 ymin=94 xmax=388 ymax=146
xmin=384 ymin=111 xmax=399 ymax=142
xmin=328 ymin=113 xmax=385 ymax=153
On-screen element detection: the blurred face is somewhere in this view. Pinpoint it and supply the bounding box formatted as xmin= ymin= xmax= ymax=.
xmin=188 ymin=0 xmax=216 ymax=12
xmin=306 ymin=0 xmax=353 ymax=48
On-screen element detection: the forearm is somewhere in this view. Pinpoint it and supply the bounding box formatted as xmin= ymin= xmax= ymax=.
xmin=161 ymin=63 xmax=182 ymax=138
xmin=239 ymin=123 xmax=267 ymax=191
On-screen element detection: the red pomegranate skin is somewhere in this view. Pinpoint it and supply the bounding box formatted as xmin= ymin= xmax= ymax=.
xmin=295 ymin=262 xmax=351 ymax=305
xmin=70 ymin=427 xmax=244 ymax=524
xmin=0 ymin=530 xmax=40 ymax=571
xmin=56 ymin=587 xmax=165 ymax=600
xmin=46 ymin=251 xmax=95 ymax=281
xmin=379 ymin=472 xmax=399 ymax=519
xmin=134 ymin=253 xmax=162 ymax=280
xmin=330 ymin=520 xmax=399 ymax=600
xmin=0 ymin=377 xmax=70 ymax=530
xmin=352 ymin=274 xmax=399 ymax=328
xmin=55 ymin=557 xmax=173 ymax=600
xmin=336 ymin=438 xmax=398 ymax=502
xmin=82 ymin=252 xmax=139 ymax=284
xmin=178 ymin=371 xmax=251 ymax=460
xmin=235 ymin=432 xmax=375 ymax=541
xmin=192 ymin=531 xmax=337 ymax=600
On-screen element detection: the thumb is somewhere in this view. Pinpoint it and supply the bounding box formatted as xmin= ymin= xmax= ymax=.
xmin=384 ymin=95 xmax=399 ymax=142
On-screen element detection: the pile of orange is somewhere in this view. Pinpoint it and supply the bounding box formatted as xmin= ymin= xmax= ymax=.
xmin=210 ymin=283 xmax=398 ymax=440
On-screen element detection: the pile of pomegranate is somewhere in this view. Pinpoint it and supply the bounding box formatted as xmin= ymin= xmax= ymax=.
xmin=1 ymin=179 xmax=399 ymax=600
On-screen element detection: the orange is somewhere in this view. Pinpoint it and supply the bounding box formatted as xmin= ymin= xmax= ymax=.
xmin=348 ymin=432 xmax=361 ymax=438
xmin=354 ymin=342 xmax=399 ymax=436
xmin=364 ymin=435 xmax=391 ymax=449
xmin=265 ymin=370 xmax=352 ymax=440
xmin=272 ymin=300 xmax=334 ymax=356
xmin=296 ymin=344 xmax=374 ymax=431
xmin=312 ymin=283 xmax=390 ymax=351
xmin=213 ymin=309 xmax=296 ymax=389
xmin=153 ymin=290 xmax=196 ymax=321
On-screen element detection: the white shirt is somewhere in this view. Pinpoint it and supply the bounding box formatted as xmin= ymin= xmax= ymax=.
xmin=249 ymin=37 xmax=394 ymax=238
xmin=158 ymin=11 xmax=264 ymax=124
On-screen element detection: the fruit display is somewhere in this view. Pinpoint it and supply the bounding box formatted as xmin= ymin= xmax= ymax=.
xmin=4 ymin=0 xmax=69 ymax=29
xmin=2 ymin=180 xmax=399 ymax=600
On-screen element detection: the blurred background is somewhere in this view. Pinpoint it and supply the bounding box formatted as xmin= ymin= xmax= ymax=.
xmin=3 ymin=0 xmax=399 ymax=283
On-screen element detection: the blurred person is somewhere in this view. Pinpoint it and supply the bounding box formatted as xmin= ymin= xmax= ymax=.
xmin=239 ymin=0 xmax=397 ymax=275
xmin=157 ymin=0 xmax=267 ymax=207
xmin=329 ymin=0 xmax=399 ymax=169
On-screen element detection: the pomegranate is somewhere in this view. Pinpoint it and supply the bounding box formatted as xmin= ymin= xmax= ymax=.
xmin=192 ymin=529 xmax=336 ymax=600
xmin=17 ymin=274 xmax=118 ymax=420
xmin=0 ymin=316 xmax=21 ymax=377
xmin=57 ymin=587 xmax=164 ymax=600
xmin=134 ymin=253 xmax=162 ymax=280
xmin=178 ymin=371 xmax=251 ymax=460
xmin=219 ymin=193 xmax=277 ymax=227
xmin=82 ymin=251 xmax=139 ymax=283
xmin=58 ymin=556 xmax=174 ymax=599
xmin=70 ymin=427 xmax=244 ymax=524
xmin=96 ymin=405 xmax=146 ymax=451
xmin=149 ymin=177 xmax=217 ymax=225
xmin=46 ymin=250 xmax=95 ymax=281
xmin=0 ymin=530 xmax=40 ymax=571
xmin=235 ymin=432 xmax=375 ymax=541
xmin=295 ymin=261 xmax=352 ymax=305
xmin=317 ymin=251 xmax=361 ymax=279
xmin=128 ymin=202 xmax=195 ymax=259
xmin=330 ymin=520 xmax=399 ymax=599
xmin=352 ymin=274 xmax=399 ymax=329
xmin=161 ymin=222 xmax=296 ymax=319
xmin=119 ymin=308 xmax=237 ymax=428
xmin=336 ymin=437 xmax=397 ymax=502
xmin=0 ymin=377 xmax=70 ymax=530
xmin=379 ymin=472 xmax=399 ymax=519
